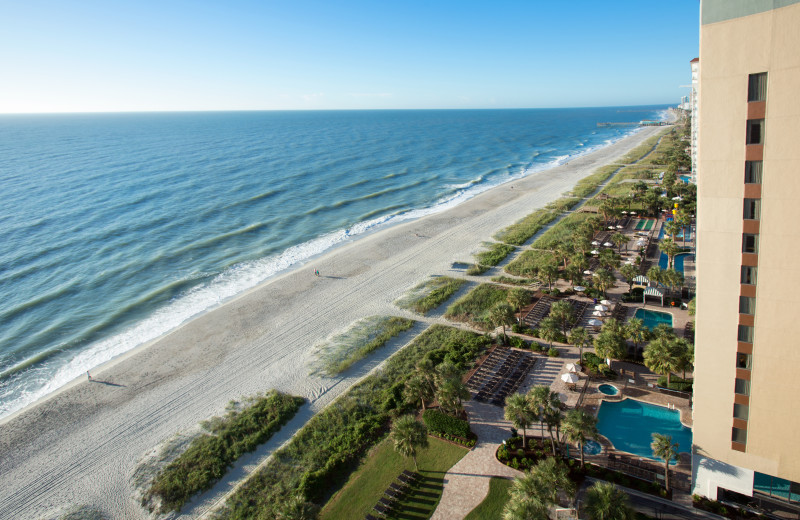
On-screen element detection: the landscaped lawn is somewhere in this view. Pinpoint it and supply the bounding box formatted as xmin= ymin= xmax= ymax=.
xmin=464 ymin=476 xmax=513 ymax=520
xmin=320 ymin=436 xmax=468 ymax=520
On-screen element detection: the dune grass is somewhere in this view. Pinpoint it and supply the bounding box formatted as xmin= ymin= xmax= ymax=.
xmin=144 ymin=391 xmax=305 ymax=513
xmin=312 ymin=316 xmax=416 ymax=375
xmin=475 ymin=242 xmax=516 ymax=267
xmin=464 ymin=477 xmax=513 ymax=520
xmin=491 ymin=275 xmax=538 ymax=286
xmin=320 ymin=436 xmax=468 ymax=520
xmin=444 ymin=283 xmax=508 ymax=330
xmin=396 ymin=276 xmax=468 ymax=314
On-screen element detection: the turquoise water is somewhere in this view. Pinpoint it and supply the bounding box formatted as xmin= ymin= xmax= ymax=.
xmin=598 ymin=383 xmax=619 ymax=396
xmin=634 ymin=309 xmax=673 ymax=330
xmin=596 ymin=399 xmax=692 ymax=462
xmin=658 ymin=252 xmax=690 ymax=273
xmin=0 ymin=106 xmax=668 ymax=418
xmin=583 ymin=439 xmax=603 ymax=455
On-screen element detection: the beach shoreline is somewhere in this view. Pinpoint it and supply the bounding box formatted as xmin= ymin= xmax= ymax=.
xmin=0 ymin=124 xmax=667 ymax=519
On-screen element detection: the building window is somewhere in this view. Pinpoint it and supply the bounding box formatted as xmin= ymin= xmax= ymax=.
xmin=747 ymin=119 xmax=765 ymax=144
xmin=748 ymin=73 xmax=768 ymax=102
xmin=745 ymin=161 xmax=763 ymax=184
xmin=734 ymin=403 xmax=749 ymax=420
xmin=742 ymin=234 xmax=759 ymax=254
xmin=739 ymin=296 xmax=756 ymax=315
xmin=737 ymin=352 xmax=752 ymax=369
xmin=732 ymin=427 xmax=748 ymax=444
xmin=741 ymin=266 xmax=757 ymax=285
xmin=735 ymin=378 xmax=751 ymax=395
xmin=754 ymin=473 xmax=800 ymax=503
xmin=743 ymin=199 xmax=761 ymax=220
xmin=738 ymin=325 xmax=754 ymax=343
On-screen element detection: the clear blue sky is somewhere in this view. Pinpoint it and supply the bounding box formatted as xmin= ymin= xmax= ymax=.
xmin=0 ymin=0 xmax=700 ymax=113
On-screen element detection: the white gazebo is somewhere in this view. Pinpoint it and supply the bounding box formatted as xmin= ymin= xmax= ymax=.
xmin=643 ymin=286 xmax=665 ymax=306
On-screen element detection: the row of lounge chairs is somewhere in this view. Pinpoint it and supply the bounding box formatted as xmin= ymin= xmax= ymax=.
xmin=467 ymin=346 xmax=535 ymax=406
xmin=684 ymin=321 xmax=695 ymax=344
xmin=522 ymin=295 xmax=554 ymax=328
xmin=366 ymin=470 xmax=419 ymax=519
xmin=611 ymin=302 xmax=628 ymax=321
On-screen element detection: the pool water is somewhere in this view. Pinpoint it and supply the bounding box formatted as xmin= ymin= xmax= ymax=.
xmin=658 ymin=252 xmax=690 ymax=273
xmin=634 ymin=308 xmax=673 ymax=330
xmin=596 ymin=399 xmax=692 ymax=463
xmin=583 ymin=439 xmax=603 ymax=455
xmin=598 ymin=384 xmax=619 ymax=396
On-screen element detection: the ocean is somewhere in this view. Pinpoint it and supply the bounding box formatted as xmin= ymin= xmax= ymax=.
xmin=0 ymin=106 xmax=668 ymax=419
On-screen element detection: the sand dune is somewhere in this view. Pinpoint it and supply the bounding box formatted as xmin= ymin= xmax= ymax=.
xmin=0 ymin=126 xmax=665 ymax=520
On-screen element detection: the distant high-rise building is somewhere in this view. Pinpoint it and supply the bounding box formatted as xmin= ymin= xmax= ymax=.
xmin=690 ymin=57 xmax=699 ymax=179
xmin=693 ymin=0 xmax=800 ymax=513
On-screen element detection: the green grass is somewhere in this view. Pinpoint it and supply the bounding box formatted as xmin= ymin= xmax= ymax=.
xmin=144 ymin=391 xmax=305 ymax=513
xmin=570 ymin=164 xmax=622 ymax=199
xmin=464 ymin=477 xmax=513 ymax=520
xmin=466 ymin=263 xmax=491 ymax=275
xmin=312 ymin=316 xmax=416 ymax=375
xmin=397 ymin=276 xmax=468 ymax=314
xmin=475 ymin=242 xmax=516 ymax=267
xmin=493 ymin=208 xmax=559 ymax=245
xmin=320 ymin=436 xmax=468 ymax=520
xmin=444 ymin=283 xmax=508 ymax=330
xmin=491 ymin=275 xmax=538 ymax=286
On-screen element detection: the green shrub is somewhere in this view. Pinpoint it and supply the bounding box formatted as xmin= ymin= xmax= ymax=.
xmin=656 ymin=376 xmax=693 ymax=392
xmin=444 ymin=284 xmax=508 ymax=330
xmin=475 ymin=243 xmax=516 ymax=267
xmin=508 ymin=336 xmax=527 ymax=349
xmin=497 ymin=445 xmax=509 ymax=461
xmin=547 ymin=347 xmax=560 ymax=358
xmin=422 ymin=409 xmax=471 ymax=439
xmin=397 ymin=276 xmax=467 ymax=314
xmin=145 ymin=391 xmax=305 ymax=513
xmin=466 ymin=263 xmax=490 ymax=275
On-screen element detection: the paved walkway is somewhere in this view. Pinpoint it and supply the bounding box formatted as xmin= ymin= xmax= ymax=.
xmin=432 ymin=354 xmax=567 ymax=520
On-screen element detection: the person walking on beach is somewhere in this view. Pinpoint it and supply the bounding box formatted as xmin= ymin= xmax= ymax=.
xmin=87 ymin=371 xmax=92 ymax=381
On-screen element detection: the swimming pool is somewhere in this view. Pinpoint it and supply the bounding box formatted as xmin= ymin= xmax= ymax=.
xmin=596 ymin=399 xmax=691 ymax=463
xmin=583 ymin=439 xmax=603 ymax=455
xmin=598 ymin=384 xmax=619 ymax=396
xmin=633 ymin=308 xmax=673 ymax=330
xmin=658 ymin=252 xmax=691 ymax=273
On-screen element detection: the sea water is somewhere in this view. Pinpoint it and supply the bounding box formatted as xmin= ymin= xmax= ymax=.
xmin=0 ymin=107 xmax=668 ymax=418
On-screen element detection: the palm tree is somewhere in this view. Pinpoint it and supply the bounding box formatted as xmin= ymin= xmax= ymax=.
xmin=504 ymin=457 xmax=575 ymax=520
xmin=436 ymin=377 xmax=470 ymax=416
xmin=554 ymin=242 xmax=575 ymax=270
xmin=527 ymin=385 xmax=550 ymax=439
xmin=503 ymin=494 xmax=549 ymax=520
xmin=568 ymin=326 xmax=590 ymax=363
xmin=549 ymin=300 xmax=575 ymax=336
xmin=391 ymin=415 xmax=429 ymax=471
xmin=643 ymin=337 xmax=681 ymax=386
xmin=664 ymin=268 xmax=684 ymax=297
xmin=404 ymin=374 xmax=434 ymax=411
xmin=651 ymin=433 xmax=679 ymax=492
xmin=592 ymin=268 xmax=616 ymax=298
xmin=538 ymin=317 xmax=560 ymax=350
xmin=671 ymin=337 xmax=693 ymax=379
xmin=611 ymin=232 xmax=628 ymax=253
xmin=527 ymin=387 xmax=562 ymax=455
xmin=435 ymin=360 xmax=461 ymax=383
xmin=659 ymin=238 xmax=681 ymax=270
xmin=651 ymin=322 xmax=676 ymax=341
xmin=664 ymin=220 xmax=681 ymax=241
xmin=572 ymin=235 xmax=591 ymax=257
xmin=583 ymin=482 xmax=636 ymax=520
xmin=529 ymin=457 xmax=575 ymax=507
xmin=619 ymin=264 xmax=639 ymax=293
xmin=647 ymin=266 xmax=665 ymax=288
xmin=624 ymin=317 xmax=647 ymax=353
xmin=598 ymin=249 xmax=620 ymax=271
xmin=505 ymin=393 xmax=534 ymax=449
xmin=562 ymin=408 xmax=598 ymax=468
xmin=536 ymin=260 xmax=559 ymax=291
xmin=565 ymin=264 xmax=583 ymax=288
xmin=489 ymin=302 xmax=516 ymax=342
xmin=416 ymin=358 xmax=438 ymax=395
xmin=507 ymin=288 xmax=530 ymax=323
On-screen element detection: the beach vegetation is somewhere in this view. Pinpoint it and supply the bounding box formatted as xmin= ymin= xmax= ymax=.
xmin=494 ymin=207 xmax=560 ymax=246
xmin=444 ymin=283 xmax=509 ymax=330
xmin=475 ymin=242 xmax=516 ymax=266
xmin=422 ymin=408 xmax=471 ymax=439
xmin=491 ymin=275 xmax=538 ymax=286
xmin=570 ymin=165 xmax=621 ymax=199
xmin=218 ymin=325 xmax=488 ymax=519
xmin=312 ymin=316 xmax=416 ymax=375
xmin=466 ymin=263 xmax=491 ymax=275
xmin=396 ymin=276 xmax=467 ymax=314
xmin=143 ymin=390 xmax=305 ymax=513
xmin=464 ymin=477 xmax=513 ymax=520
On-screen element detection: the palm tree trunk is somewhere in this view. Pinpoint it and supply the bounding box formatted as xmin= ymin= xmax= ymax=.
xmin=579 ymin=441 xmax=585 ymax=468
xmin=667 ymin=371 xmax=672 ymax=386
xmin=664 ymin=460 xmax=670 ymax=492
xmin=413 ymin=454 xmax=419 ymax=471
xmin=421 ymin=399 xmax=426 ymax=411
xmin=522 ymin=427 xmax=527 ymax=450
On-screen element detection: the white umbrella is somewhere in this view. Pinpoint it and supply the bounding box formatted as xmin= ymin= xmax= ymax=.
xmin=608 ymin=226 xmax=615 ymax=230
xmin=592 ymin=310 xmax=605 ymax=317
xmin=630 ymin=211 xmax=637 ymax=215
xmin=600 ymin=299 xmax=612 ymax=306
xmin=603 ymin=242 xmax=613 ymax=247
xmin=574 ymin=285 xmax=586 ymax=292
xmin=625 ymin=260 xmax=634 ymax=265
xmin=591 ymin=250 xmax=599 ymax=255
xmin=594 ymin=305 xmax=609 ymax=312
xmin=583 ymin=270 xmax=593 ymax=275
xmin=566 ymin=363 xmax=582 ymax=373
xmin=672 ymin=196 xmax=682 ymax=201
xmin=621 ymin=211 xmax=628 ymax=214
xmin=616 ymin=225 xmax=624 ymax=229
xmin=561 ymin=373 xmax=579 ymax=384
xmin=588 ymin=319 xmax=603 ymax=326
xmin=591 ymin=241 xmax=600 ymax=246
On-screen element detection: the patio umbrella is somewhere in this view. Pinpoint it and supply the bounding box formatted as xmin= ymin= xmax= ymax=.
xmin=600 ymin=299 xmax=612 ymax=306
xmin=583 ymin=270 xmax=593 ymax=275
xmin=592 ymin=310 xmax=604 ymax=317
xmin=566 ymin=363 xmax=582 ymax=373
xmin=561 ymin=373 xmax=579 ymax=384
xmin=603 ymin=242 xmax=613 ymax=247
xmin=588 ymin=319 xmax=603 ymax=326
xmin=591 ymin=250 xmax=599 ymax=255
xmin=591 ymin=241 xmax=600 ymax=246
xmin=616 ymin=225 xmax=624 ymax=229
xmin=573 ymin=285 xmax=586 ymax=292
xmin=630 ymin=211 xmax=637 ymax=215
xmin=607 ymin=226 xmax=615 ymax=230
xmin=594 ymin=305 xmax=608 ymax=312
xmin=621 ymin=211 xmax=628 ymax=214
xmin=672 ymin=196 xmax=682 ymax=201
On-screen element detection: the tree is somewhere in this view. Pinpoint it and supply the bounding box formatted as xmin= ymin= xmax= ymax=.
xmin=507 ymin=288 xmax=530 ymax=322
xmin=503 ymin=494 xmax=549 ymax=520
xmin=568 ymin=326 xmax=590 ymax=363
xmin=562 ymin=408 xmax=598 ymax=469
xmin=643 ymin=337 xmax=681 ymax=386
xmin=659 ymin=238 xmax=681 ymax=270
xmin=549 ymin=300 xmax=575 ymax=336
xmin=554 ymin=242 xmax=575 ymax=270
xmin=598 ymin=249 xmax=620 ymax=271
xmin=647 ymin=266 xmax=665 ymax=288
xmin=404 ymin=374 xmax=434 ymax=411
xmin=435 ymin=360 xmax=461 ymax=383
xmin=619 ymin=264 xmax=639 ymax=293
xmin=274 ymin=495 xmax=320 ymax=520
xmin=611 ymin=232 xmax=628 ymax=253
xmin=528 ymin=387 xmax=562 ymax=455
xmin=538 ymin=316 xmax=561 ymax=350
xmin=436 ymin=377 xmax=470 ymax=416
xmin=675 ymin=209 xmax=692 ymax=247
xmin=583 ymin=482 xmax=636 ymax=520
xmin=505 ymin=393 xmax=535 ymax=449
xmin=416 ymin=358 xmax=438 ymax=395
xmin=688 ymin=296 xmax=696 ymax=316
xmin=643 ymin=188 xmax=664 ymax=217
xmin=592 ymin=268 xmax=617 ymax=298
xmin=536 ymin=260 xmax=559 ymax=291
xmin=651 ymin=323 xmax=676 ymax=341
xmin=623 ymin=317 xmax=647 ymax=352
xmin=391 ymin=415 xmax=429 ymax=471
xmin=594 ymin=329 xmax=626 ymax=365
xmin=664 ymin=220 xmax=682 ymax=241
xmin=672 ymin=337 xmax=693 ymax=379
xmin=564 ymin=264 xmax=583 ymax=288
xmin=651 ymin=433 xmax=679 ymax=492
xmin=572 ymin=235 xmax=591 ymax=257
xmin=489 ymin=302 xmax=516 ymax=342
xmin=504 ymin=457 xmax=575 ymax=520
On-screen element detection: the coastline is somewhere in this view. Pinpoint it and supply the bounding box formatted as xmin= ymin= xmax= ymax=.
xmin=0 ymin=124 xmax=667 ymax=519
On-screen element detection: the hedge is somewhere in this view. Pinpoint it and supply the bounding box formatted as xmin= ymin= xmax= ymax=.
xmin=422 ymin=409 xmax=471 ymax=439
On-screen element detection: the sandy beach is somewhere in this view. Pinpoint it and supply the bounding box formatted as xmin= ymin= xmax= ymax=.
xmin=0 ymin=125 xmax=666 ymax=520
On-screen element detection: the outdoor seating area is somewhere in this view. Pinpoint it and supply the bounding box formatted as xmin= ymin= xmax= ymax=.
xmin=467 ymin=346 xmax=535 ymax=406
xmin=522 ymin=294 xmax=555 ymax=328
xmin=368 ymin=470 xmax=419 ymax=519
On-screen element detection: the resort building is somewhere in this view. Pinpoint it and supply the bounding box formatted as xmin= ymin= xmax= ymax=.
xmin=693 ymin=0 xmax=800 ymax=512
xmin=690 ymin=57 xmax=699 ymax=180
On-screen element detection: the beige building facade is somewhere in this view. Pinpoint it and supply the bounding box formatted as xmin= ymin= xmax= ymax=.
xmin=693 ymin=0 xmax=800 ymax=508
